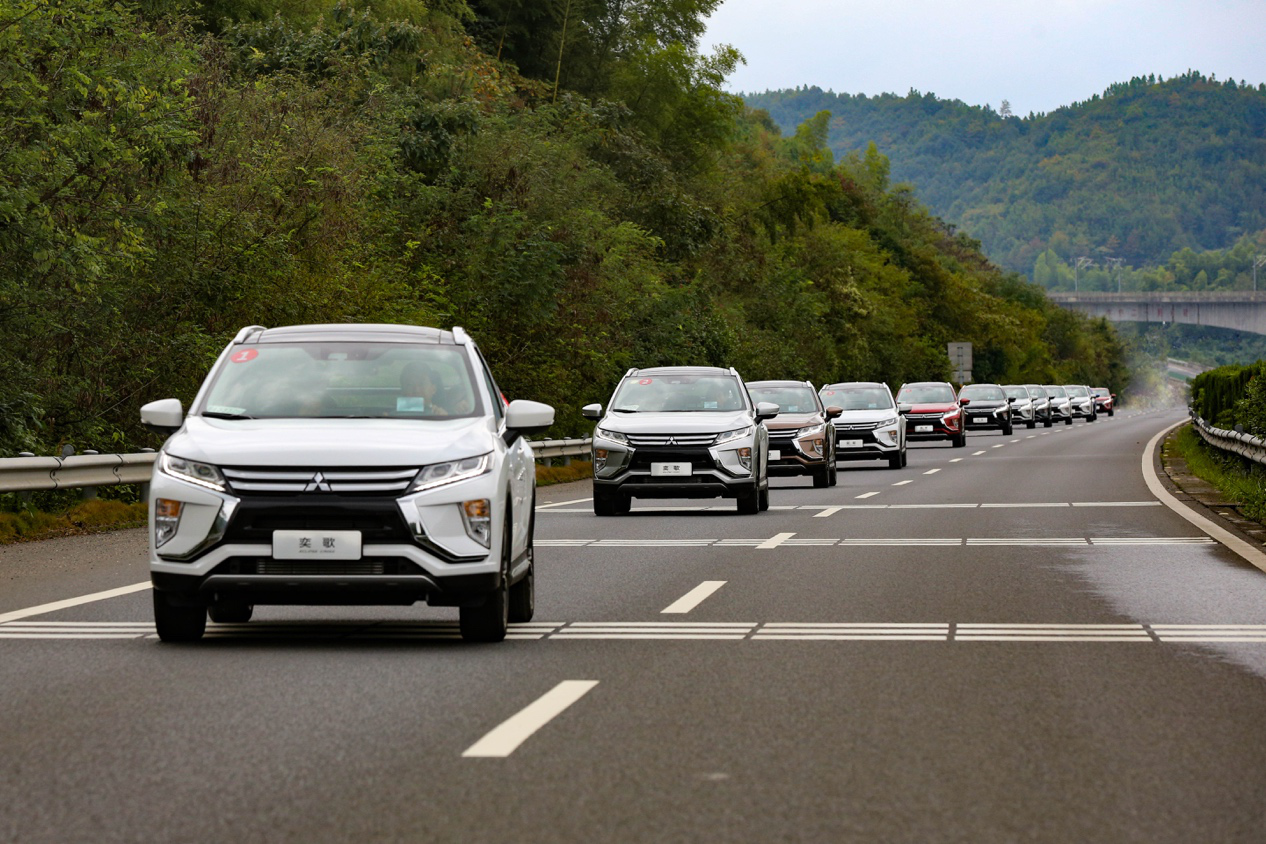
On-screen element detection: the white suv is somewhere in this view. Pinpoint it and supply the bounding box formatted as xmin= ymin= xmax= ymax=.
xmin=140 ymin=324 xmax=554 ymax=643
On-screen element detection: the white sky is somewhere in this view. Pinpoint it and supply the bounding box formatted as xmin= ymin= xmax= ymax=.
xmin=703 ymin=0 xmax=1266 ymax=115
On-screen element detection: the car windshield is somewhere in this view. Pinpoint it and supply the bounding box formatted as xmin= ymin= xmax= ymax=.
xmin=959 ymin=385 xmax=1005 ymax=401
xmin=611 ymin=374 xmax=745 ymax=412
xmin=1065 ymin=385 xmax=1089 ymax=397
xmin=1045 ymin=386 xmax=1068 ymax=398
xmin=199 ymin=343 xmax=481 ymax=419
xmin=1093 ymin=387 xmax=1109 ymax=396
xmin=748 ymin=385 xmax=819 ymax=413
xmin=897 ymin=384 xmax=955 ymax=404
xmin=1004 ymin=386 xmax=1030 ymax=400
xmin=821 ymin=386 xmax=893 ymax=411
xmin=1026 ymin=386 xmax=1046 ymax=399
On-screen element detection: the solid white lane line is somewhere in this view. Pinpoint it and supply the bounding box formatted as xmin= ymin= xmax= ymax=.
xmin=463 ymin=681 xmax=599 ymax=758
xmin=536 ymin=498 xmax=593 ymax=509
xmin=813 ymin=506 xmax=845 ymax=518
xmin=980 ymin=502 xmax=1069 ymax=508
xmin=855 ymin=491 xmax=881 ymax=499
xmin=662 ymin=581 xmax=727 ymax=614
xmin=973 ymin=450 xmax=986 ymax=455
xmin=923 ymin=468 xmax=941 ymax=475
xmin=0 ymin=582 xmax=151 ymax=624
xmin=1070 ymin=501 xmax=1162 ymax=507
xmin=892 ymin=480 xmax=913 ymax=486
xmin=757 ymin=532 xmax=796 ymax=549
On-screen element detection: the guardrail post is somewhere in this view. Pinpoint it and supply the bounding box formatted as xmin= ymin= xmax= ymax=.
xmin=16 ymin=453 xmax=34 ymax=505
xmin=81 ymin=450 xmax=99 ymax=500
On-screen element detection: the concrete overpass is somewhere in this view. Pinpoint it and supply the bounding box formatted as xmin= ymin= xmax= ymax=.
xmin=1047 ymin=291 xmax=1266 ymax=336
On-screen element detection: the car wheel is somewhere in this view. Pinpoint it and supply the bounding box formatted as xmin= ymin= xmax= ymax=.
xmin=812 ymin=465 xmax=830 ymax=487
xmin=1065 ymin=416 xmax=1073 ymax=425
xmin=1027 ymin=419 xmax=1036 ymax=429
xmin=208 ymin=602 xmax=253 ymax=624
xmin=593 ymin=487 xmax=624 ymax=516
xmin=900 ymin=449 xmax=908 ymax=468
xmin=952 ymin=433 xmax=966 ymax=448
xmin=828 ymin=462 xmax=838 ymax=486
xmin=1003 ymin=422 xmax=1013 ymax=436
xmin=737 ymin=484 xmax=760 ymax=514
xmin=1108 ymin=408 xmax=1115 ymax=417
xmin=1044 ymin=416 xmax=1052 ymax=428
xmin=508 ymin=500 xmax=535 ymax=623
xmin=758 ymin=480 xmax=770 ymax=511
xmin=153 ymin=590 xmax=207 ymax=643
xmin=887 ymin=451 xmax=902 ymax=469
xmin=460 ymin=516 xmax=511 ymax=643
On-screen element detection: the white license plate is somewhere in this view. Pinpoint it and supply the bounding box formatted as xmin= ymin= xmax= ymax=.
xmin=839 ymin=439 xmax=863 ymax=448
xmin=272 ymin=530 xmax=363 ymax=561
xmin=768 ymin=450 xmax=781 ymax=461
xmin=971 ymin=417 xmax=987 ymax=424
xmin=651 ymin=462 xmax=692 ymax=477
xmin=915 ymin=425 xmax=933 ymax=433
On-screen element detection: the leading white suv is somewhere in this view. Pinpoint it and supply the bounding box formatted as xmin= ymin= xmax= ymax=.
xmin=140 ymin=324 xmax=554 ymax=643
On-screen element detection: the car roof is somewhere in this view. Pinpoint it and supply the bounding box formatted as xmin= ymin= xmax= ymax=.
xmin=748 ymin=380 xmax=811 ymax=388
xmin=633 ymin=366 xmax=733 ymax=377
xmin=821 ymin=381 xmax=887 ymax=390
xmin=899 ymin=381 xmax=953 ymax=388
xmin=239 ymin=324 xmax=464 ymax=346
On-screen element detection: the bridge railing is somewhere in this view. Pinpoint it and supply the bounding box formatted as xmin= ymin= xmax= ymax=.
xmin=1190 ymin=410 xmax=1266 ymax=467
xmin=0 ymin=439 xmax=593 ymax=496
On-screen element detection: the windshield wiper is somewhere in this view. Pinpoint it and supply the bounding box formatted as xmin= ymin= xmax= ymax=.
xmin=612 ymin=408 xmax=640 ymax=413
xmin=201 ymin=411 xmax=255 ymax=420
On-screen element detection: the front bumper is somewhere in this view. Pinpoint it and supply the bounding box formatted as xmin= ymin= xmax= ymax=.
xmin=834 ymin=423 xmax=902 ymax=460
xmin=903 ymin=415 xmax=960 ymax=441
xmin=963 ymin=411 xmax=1009 ymax=431
xmin=592 ymin=440 xmax=758 ymax=499
xmin=767 ymin=431 xmax=828 ymax=475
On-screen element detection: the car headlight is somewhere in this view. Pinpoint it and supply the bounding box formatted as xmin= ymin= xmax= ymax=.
xmin=161 ymin=453 xmax=226 ymax=491
xmin=797 ymin=423 xmax=826 ymax=437
xmin=409 ymin=453 xmax=492 ymax=493
xmin=941 ymin=409 xmax=960 ymax=422
xmin=595 ymin=427 xmax=628 ymax=445
xmin=715 ymin=426 xmax=754 ymax=446
xmin=877 ymin=416 xmax=899 ymax=428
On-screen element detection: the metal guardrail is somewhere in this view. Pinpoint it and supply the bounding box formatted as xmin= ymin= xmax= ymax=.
xmin=0 ymin=438 xmax=594 ymax=494
xmin=1190 ymin=410 xmax=1266 ymax=466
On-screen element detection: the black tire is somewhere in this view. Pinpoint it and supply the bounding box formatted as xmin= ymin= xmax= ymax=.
xmin=758 ymin=480 xmax=770 ymax=511
xmin=208 ymin=602 xmax=253 ymax=624
xmin=1044 ymin=415 xmax=1053 ymax=428
xmin=887 ymin=451 xmax=902 ymax=469
xmin=1002 ymin=422 xmax=1013 ymax=437
xmin=952 ymin=433 xmax=966 ymax=448
xmin=461 ymin=515 xmax=511 ymax=643
xmin=1108 ymin=408 xmax=1115 ymax=417
xmin=900 ymin=449 xmax=908 ymax=468
xmin=509 ymin=500 xmax=535 ymax=623
xmin=153 ymin=590 xmax=206 ymax=643
xmin=737 ymin=485 xmax=760 ymax=514
xmin=1027 ymin=419 xmax=1036 ymax=429
xmin=812 ymin=465 xmax=830 ymax=487
xmin=593 ymin=487 xmax=629 ymax=516
xmin=1065 ymin=416 xmax=1073 ymax=425
xmin=828 ymin=462 xmax=838 ymax=486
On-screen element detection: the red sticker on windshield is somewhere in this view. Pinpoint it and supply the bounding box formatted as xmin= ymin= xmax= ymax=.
xmin=639 ymin=378 xmax=653 ymax=385
xmin=824 ymin=391 xmax=835 ymax=395
xmin=230 ymin=349 xmax=258 ymax=363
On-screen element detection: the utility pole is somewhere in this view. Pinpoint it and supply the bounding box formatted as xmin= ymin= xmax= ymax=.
xmin=1074 ymin=257 xmax=1094 ymax=292
xmin=1255 ymin=255 xmax=1266 ymax=293
xmin=1105 ymin=257 xmax=1124 ymax=292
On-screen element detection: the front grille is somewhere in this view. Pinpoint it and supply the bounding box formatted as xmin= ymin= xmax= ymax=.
xmin=836 ymin=421 xmax=879 ymax=432
xmin=905 ymin=413 xmax=943 ymax=422
xmin=628 ymin=447 xmax=716 ymax=472
xmin=223 ymin=466 xmax=417 ymax=496
xmin=256 ymin=560 xmax=386 ymax=576
xmin=222 ymin=497 xmax=415 ymax=545
xmin=768 ymin=432 xmax=799 ymax=445
xmin=626 ymin=433 xmax=717 ymax=447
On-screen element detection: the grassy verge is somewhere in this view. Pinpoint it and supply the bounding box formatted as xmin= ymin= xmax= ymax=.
xmin=0 ymin=462 xmax=593 ymax=545
xmin=1170 ymin=424 xmax=1266 ymax=521
xmin=0 ymin=500 xmax=148 ymax=545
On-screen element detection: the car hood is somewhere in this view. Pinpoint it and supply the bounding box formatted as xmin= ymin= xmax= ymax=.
xmin=599 ymin=411 xmax=753 ymax=435
xmin=835 ymin=409 xmax=899 ymax=424
xmin=165 ymin=416 xmax=496 ymax=467
xmin=898 ymin=403 xmax=957 ymax=414
xmin=765 ymin=412 xmax=823 ymax=431
xmin=962 ymin=400 xmax=1006 ymax=411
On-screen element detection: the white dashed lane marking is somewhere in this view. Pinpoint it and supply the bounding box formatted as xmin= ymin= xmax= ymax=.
xmin=892 ymin=480 xmax=913 ymax=486
xmin=855 ymin=491 xmax=881 ymax=499
xmin=923 ymin=468 xmax=941 ymax=475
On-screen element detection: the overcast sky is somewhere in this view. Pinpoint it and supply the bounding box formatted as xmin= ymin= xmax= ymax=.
xmin=703 ymin=0 xmax=1266 ymax=115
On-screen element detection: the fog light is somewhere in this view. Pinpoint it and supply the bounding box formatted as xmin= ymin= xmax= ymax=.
xmin=737 ymin=447 xmax=752 ymax=471
xmin=810 ymin=438 xmax=824 ymax=456
xmin=460 ymin=499 xmax=492 ymax=548
xmin=594 ymin=448 xmax=608 ymax=472
xmin=154 ymin=498 xmax=183 ymax=548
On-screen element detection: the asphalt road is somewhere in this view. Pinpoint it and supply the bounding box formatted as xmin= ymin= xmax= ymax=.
xmin=4 ymin=408 xmax=1266 ymax=843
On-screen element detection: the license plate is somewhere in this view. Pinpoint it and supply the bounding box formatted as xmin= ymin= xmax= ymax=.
xmin=768 ymin=450 xmax=781 ymax=461
xmin=272 ymin=530 xmax=363 ymax=561
xmin=915 ymin=425 xmax=933 ymax=433
xmin=839 ymin=439 xmax=863 ymax=448
xmin=651 ymin=462 xmax=692 ymax=477
xmin=971 ymin=416 xmax=986 ymax=424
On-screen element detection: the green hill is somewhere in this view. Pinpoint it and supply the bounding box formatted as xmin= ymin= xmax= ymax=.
xmin=746 ymin=75 xmax=1266 ymax=276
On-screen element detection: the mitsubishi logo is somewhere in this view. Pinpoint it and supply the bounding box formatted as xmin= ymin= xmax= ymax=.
xmin=304 ymin=472 xmax=332 ymax=493
xmin=667 ymin=437 xmax=678 ymax=446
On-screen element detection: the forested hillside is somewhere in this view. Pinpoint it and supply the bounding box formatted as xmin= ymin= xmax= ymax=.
xmin=0 ymin=0 xmax=1125 ymax=457
xmin=747 ymin=76 xmax=1266 ymax=277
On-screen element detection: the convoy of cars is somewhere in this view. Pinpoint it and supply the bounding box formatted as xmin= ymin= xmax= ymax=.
xmin=139 ymin=322 xmax=1123 ymax=643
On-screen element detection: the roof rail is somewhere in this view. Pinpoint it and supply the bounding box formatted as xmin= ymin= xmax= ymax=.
xmin=233 ymin=325 xmax=267 ymax=344
xmin=452 ymin=326 xmax=470 ymax=345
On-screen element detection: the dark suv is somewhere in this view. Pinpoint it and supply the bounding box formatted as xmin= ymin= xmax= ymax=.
xmin=748 ymin=380 xmax=841 ymax=488
xmin=958 ymin=383 xmax=1013 ymax=436
xmin=583 ymin=367 xmax=778 ymax=515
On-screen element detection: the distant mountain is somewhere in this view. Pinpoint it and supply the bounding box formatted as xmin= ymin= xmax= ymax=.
xmin=745 ymin=73 xmax=1266 ymax=276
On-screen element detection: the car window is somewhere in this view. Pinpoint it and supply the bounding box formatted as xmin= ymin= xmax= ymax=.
xmin=1065 ymin=385 xmax=1089 ymax=397
xmin=1044 ymin=386 xmax=1068 ymax=398
xmin=748 ymin=385 xmax=819 ymax=413
xmin=474 ymin=348 xmax=505 ymax=423
xmin=612 ymin=374 xmax=745 ymax=412
xmin=1003 ymin=386 xmax=1029 ymax=400
xmin=201 ymin=343 xmax=482 ymax=419
xmin=959 ymin=385 xmax=1005 ymax=401
xmin=896 ymin=384 xmax=955 ymax=404
xmin=821 ymin=386 xmax=893 ymax=411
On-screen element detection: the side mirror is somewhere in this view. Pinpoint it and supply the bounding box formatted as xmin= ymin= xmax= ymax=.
xmin=959 ymin=398 xmax=970 ymax=406
xmin=581 ymin=403 xmax=603 ymax=420
xmin=1007 ymin=397 xmax=1017 ymax=403
xmin=505 ymin=400 xmax=555 ymax=444
xmin=825 ymin=406 xmax=843 ymax=419
xmin=141 ymin=399 xmax=184 ymax=435
xmin=755 ymin=402 xmax=779 ymax=422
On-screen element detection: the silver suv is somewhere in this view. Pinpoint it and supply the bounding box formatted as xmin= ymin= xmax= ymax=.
xmin=583 ymin=367 xmax=778 ymax=515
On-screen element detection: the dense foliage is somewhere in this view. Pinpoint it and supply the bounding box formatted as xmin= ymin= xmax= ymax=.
xmin=747 ymin=75 xmax=1266 ymax=278
xmin=0 ymin=0 xmax=1126 ymax=459
xmin=1190 ymin=361 xmax=1266 ymax=429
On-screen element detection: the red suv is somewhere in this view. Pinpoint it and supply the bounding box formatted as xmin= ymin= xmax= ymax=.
xmin=1092 ymin=387 xmax=1115 ymax=417
xmin=895 ymin=381 xmax=965 ymax=448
